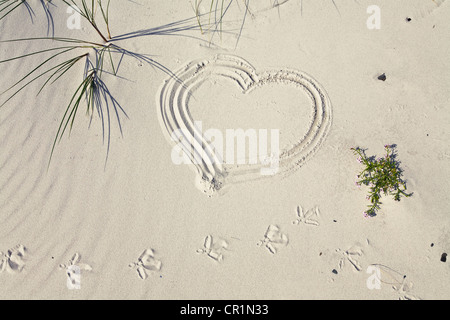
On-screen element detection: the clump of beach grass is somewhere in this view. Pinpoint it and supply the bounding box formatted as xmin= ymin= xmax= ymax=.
xmin=0 ymin=0 xmax=184 ymax=166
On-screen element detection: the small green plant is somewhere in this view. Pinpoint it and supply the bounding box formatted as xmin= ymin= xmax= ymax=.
xmin=351 ymin=145 xmax=412 ymax=217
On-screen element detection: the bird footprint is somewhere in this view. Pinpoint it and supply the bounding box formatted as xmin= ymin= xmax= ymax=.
xmin=336 ymin=245 xmax=363 ymax=272
xmin=129 ymin=249 xmax=162 ymax=280
xmin=257 ymin=225 xmax=289 ymax=254
xmin=197 ymin=235 xmax=229 ymax=262
xmin=59 ymin=253 xmax=92 ymax=288
xmin=293 ymin=205 xmax=320 ymax=226
xmin=0 ymin=244 xmax=27 ymax=274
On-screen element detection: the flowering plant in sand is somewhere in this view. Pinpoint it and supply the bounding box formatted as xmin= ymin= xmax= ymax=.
xmin=351 ymin=145 xmax=412 ymax=217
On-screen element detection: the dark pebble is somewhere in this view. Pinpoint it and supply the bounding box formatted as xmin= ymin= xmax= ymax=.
xmin=406 ymin=17 xmax=412 ymax=22
xmin=378 ymin=73 xmax=387 ymax=81
xmin=441 ymin=253 xmax=447 ymax=263
xmin=332 ymin=269 xmax=338 ymax=275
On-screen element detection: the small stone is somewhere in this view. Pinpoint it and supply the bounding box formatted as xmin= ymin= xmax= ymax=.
xmin=441 ymin=253 xmax=447 ymax=263
xmin=406 ymin=17 xmax=412 ymax=22
xmin=378 ymin=73 xmax=387 ymax=81
xmin=332 ymin=269 xmax=338 ymax=275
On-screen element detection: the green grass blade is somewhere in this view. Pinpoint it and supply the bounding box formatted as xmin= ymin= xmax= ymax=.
xmin=1 ymin=47 xmax=78 ymax=96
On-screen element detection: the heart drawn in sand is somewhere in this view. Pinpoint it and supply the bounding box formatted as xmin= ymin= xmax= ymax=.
xmin=157 ymin=54 xmax=332 ymax=195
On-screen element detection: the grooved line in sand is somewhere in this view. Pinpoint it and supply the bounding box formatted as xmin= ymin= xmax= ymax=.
xmin=157 ymin=54 xmax=332 ymax=194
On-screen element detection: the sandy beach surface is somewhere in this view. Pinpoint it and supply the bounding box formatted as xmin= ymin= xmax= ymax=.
xmin=0 ymin=0 xmax=449 ymax=300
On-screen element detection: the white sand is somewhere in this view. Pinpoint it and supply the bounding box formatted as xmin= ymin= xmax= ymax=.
xmin=0 ymin=0 xmax=449 ymax=299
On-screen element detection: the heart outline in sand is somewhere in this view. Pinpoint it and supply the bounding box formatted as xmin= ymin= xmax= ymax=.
xmin=157 ymin=54 xmax=332 ymax=195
